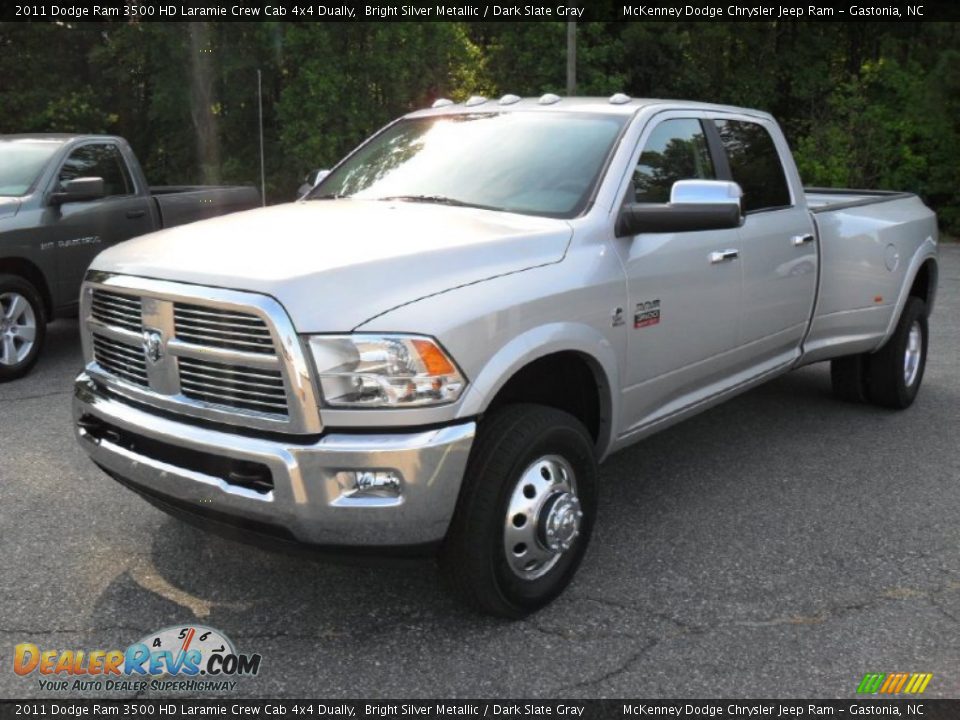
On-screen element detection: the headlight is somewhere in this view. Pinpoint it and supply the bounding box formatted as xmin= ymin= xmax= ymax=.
xmin=307 ymin=335 xmax=467 ymax=408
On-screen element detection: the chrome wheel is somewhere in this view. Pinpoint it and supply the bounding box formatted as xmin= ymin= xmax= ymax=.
xmin=0 ymin=292 xmax=37 ymax=367
xmin=903 ymin=321 xmax=922 ymax=388
xmin=503 ymin=455 xmax=583 ymax=581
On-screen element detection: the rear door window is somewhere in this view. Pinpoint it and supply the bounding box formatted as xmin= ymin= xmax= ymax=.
xmin=713 ymin=119 xmax=791 ymax=213
xmin=633 ymin=118 xmax=715 ymax=203
xmin=59 ymin=143 xmax=133 ymax=197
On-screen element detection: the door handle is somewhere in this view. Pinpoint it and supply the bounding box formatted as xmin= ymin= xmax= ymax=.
xmin=709 ymin=249 xmax=739 ymax=264
xmin=791 ymin=233 xmax=814 ymax=246
xmin=125 ymin=209 xmax=146 ymax=219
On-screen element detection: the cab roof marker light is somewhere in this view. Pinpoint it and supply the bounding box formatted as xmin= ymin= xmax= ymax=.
xmin=499 ymin=94 xmax=521 ymax=105
xmin=464 ymin=95 xmax=488 ymax=107
xmin=609 ymin=93 xmax=632 ymax=105
xmin=432 ymin=98 xmax=454 ymax=108
xmin=539 ymin=93 xmax=561 ymax=105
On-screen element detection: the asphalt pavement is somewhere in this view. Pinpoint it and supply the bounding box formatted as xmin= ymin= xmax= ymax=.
xmin=2 ymin=245 xmax=958 ymax=699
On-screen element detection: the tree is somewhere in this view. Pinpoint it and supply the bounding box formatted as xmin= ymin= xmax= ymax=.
xmin=1 ymin=19 xmax=957 ymax=231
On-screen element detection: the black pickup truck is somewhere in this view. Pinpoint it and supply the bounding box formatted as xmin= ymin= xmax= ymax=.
xmin=0 ymin=134 xmax=260 ymax=380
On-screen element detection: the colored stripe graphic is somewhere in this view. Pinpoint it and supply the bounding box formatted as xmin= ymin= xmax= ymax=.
xmin=888 ymin=673 xmax=909 ymax=693
xmin=909 ymin=673 xmax=933 ymax=694
xmin=857 ymin=674 xmax=885 ymax=694
xmin=857 ymin=672 xmax=932 ymax=694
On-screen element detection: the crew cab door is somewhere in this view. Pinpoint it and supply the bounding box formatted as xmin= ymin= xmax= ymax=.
xmin=614 ymin=113 xmax=744 ymax=433
xmin=708 ymin=115 xmax=818 ymax=368
xmin=45 ymin=141 xmax=153 ymax=304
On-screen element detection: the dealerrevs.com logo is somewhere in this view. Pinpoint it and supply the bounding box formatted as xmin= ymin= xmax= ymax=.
xmin=13 ymin=625 xmax=262 ymax=693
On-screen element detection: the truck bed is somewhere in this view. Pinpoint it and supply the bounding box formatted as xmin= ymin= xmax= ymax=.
xmin=804 ymin=187 xmax=914 ymax=213
xmin=150 ymin=185 xmax=260 ymax=228
xmin=801 ymin=190 xmax=937 ymax=364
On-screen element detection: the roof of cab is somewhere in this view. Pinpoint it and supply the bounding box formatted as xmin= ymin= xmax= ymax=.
xmin=0 ymin=134 xmax=121 ymax=143
xmin=404 ymin=95 xmax=774 ymax=121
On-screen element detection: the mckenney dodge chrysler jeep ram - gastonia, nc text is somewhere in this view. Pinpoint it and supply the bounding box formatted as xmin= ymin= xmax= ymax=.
xmin=72 ymin=95 xmax=938 ymax=617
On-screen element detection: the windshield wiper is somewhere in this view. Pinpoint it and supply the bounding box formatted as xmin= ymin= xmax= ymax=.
xmin=375 ymin=195 xmax=501 ymax=211
xmin=308 ymin=192 xmax=348 ymax=200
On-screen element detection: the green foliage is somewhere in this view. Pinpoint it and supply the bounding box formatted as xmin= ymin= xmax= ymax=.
xmin=35 ymin=90 xmax=116 ymax=132
xmin=793 ymin=55 xmax=960 ymax=232
xmin=277 ymin=23 xmax=480 ymax=175
xmin=1 ymin=20 xmax=958 ymax=229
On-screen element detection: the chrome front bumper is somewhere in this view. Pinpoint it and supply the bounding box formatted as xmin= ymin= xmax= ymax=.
xmin=73 ymin=373 xmax=475 ymax=547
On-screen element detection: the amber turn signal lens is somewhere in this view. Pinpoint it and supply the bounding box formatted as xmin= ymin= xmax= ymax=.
xmin=412 ymin=339 xmax=457 ymax=376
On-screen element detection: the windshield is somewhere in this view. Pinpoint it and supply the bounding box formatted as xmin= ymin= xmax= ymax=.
xmin=312 ymin=112 xmax=627 ymax=218
xmin=0 ymin=140 xmax=62 ymax=196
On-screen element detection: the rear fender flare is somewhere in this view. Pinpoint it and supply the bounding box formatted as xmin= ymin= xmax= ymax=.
xmin=876 ymin=238 xmax=938 ymax=349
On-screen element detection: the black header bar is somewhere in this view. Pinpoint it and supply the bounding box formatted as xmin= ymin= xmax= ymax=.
xmin=3 ymin=0 xmax=960 ymax=23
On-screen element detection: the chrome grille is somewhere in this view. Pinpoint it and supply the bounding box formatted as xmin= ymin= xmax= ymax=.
xmin=81 ymin=274 xmax=322 ymax=434
xmin=91 ymin=290 xmax=142 ymax=332
xmin=178 ymin=357 xmax=288 ymax=415
xmin=173 ymin=303 xmax=274 ymax=354
xmin=92 ymin=335 xmax=148 ymax=387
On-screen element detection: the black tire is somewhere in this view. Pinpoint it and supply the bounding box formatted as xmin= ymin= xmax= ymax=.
xmin=0 ymin=274 xmax=46 ymax=382
xmin=830 ymin=354 xmax=869 ymax=403
xmin=864 ymin=296 xmax=928 ymax=409
xmin=440 ymin=404 xmax=598 ymax=619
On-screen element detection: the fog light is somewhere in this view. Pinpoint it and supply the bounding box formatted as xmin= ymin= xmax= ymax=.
xmin=337 ymin=470 xmax=402 ymax=498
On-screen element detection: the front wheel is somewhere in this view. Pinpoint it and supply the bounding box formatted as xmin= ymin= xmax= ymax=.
xmin=0 ymin=274 xmax=46 ymax=382
xmin=441 ymin=404 xmax=598 ymax=618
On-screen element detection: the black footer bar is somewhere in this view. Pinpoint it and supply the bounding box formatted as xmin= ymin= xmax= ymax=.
xmin=2 ymin=699 xmax=959 ymax=720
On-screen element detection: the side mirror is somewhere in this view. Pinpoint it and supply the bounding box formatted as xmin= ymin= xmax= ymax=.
xmin=616 ymin=180 xmax=743 ymax=236
xmin=297 ymin=169 xmax=330 ymax=199
xmin=50 ymin=177 xmax=105 ymax=205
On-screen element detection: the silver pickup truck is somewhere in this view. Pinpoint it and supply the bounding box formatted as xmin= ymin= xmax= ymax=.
xmin=72 ymin=97 xmax=938 ymax=617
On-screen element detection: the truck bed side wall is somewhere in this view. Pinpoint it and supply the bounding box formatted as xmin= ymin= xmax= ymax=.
xmin=152 ymin=187 xmax=260 ymax=229
xmin=801 ymin=195 xmax=938 ymax=364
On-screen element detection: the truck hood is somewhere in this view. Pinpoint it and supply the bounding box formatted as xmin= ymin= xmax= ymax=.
xmin=0 ymin=197 xmax=21 ymax=220
xmin=91 ymin=200 xmax=572 ymax=331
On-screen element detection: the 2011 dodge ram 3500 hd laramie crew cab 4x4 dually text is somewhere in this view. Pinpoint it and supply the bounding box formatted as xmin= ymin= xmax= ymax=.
xmin=72 ymin=96 xmax=938 ymax=617
xmin=0 ymin=134 xmax=260 ymax=380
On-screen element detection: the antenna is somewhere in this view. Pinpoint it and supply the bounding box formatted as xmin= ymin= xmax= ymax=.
xmin=257 ymin=69 xmax=266 ymax=207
